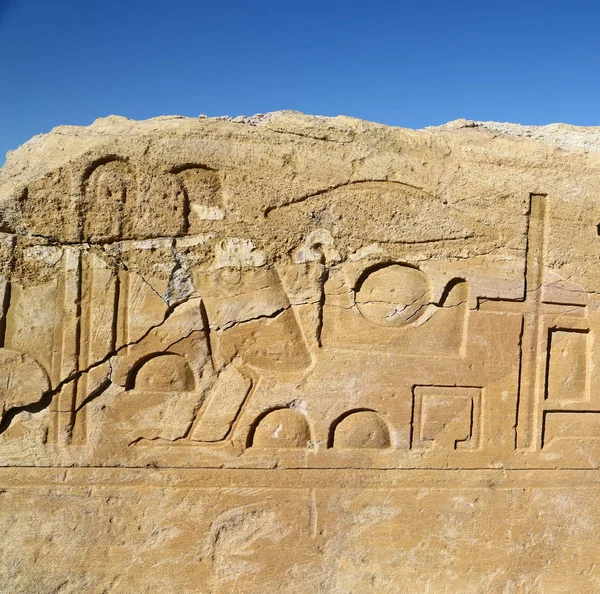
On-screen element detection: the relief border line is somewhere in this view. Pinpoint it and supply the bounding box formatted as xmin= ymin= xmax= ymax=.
xmin=2 ymin=467 xmax=600 ymax=490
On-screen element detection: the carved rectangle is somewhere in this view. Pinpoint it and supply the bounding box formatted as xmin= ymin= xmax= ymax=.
xmin=191 ymin=365 xmax=252 ymax=442
xmin=543 ymin=411 xmax=600 ymax=448
xmin=411 ymin=386 xmax=482 ymax=451
xmin=545 ymin=328 xmax=590 ymax=402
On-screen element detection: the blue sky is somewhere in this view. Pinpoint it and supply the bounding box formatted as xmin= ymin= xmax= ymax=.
xmin=1 ymin=0 xmax=599 ymax=164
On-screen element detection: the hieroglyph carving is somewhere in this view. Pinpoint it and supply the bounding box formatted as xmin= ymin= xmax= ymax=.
xmin=1 ymin=114 xmax=600 ymax=472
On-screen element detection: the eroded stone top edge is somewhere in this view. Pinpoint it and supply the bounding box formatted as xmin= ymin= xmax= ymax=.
xmin=3 ymin=110 xmax=600 ymax=197
xmin=6 ymin=110 xmax=600 ymax=166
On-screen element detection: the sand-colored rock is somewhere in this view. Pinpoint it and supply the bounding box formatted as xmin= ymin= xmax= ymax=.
xmin=2 ymin=111 xmax=600 ymax=592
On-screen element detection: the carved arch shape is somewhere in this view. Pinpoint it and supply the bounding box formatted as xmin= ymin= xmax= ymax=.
xmin=82 ymin=157 xmax=135 ymax=242
xmin=248 ymin=407 xmax=313 ymax=449
xmin=329 ymin=409 xmax=392 ymax=449
xmin=128 ymin=352 xmax=195 ymax=393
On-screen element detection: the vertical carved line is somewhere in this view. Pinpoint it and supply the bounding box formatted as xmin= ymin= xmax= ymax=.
xmin=308 ymin=488 xmax=318 ymax=538
xmin=111 ymin=270 xmax=121 ymax=353
xmin=47 ymin=248 xmax=82 ymax=445
xmin=0 ymin=281 xmax=10 ymax=348
xmin=71 ymin=251 xmax=93 ymax=445
xmin=117 ymin=268 xmax=130 ymax=352
xmin=47 ymin=252 xmax=68 ymax=445
xmin=0 ymin=235 xmax=16 ymax=348
xmin=516 ymin=193 xmax=548 ymax=450
xmin=66 ymin=248 xmax=83 ymax=445
xmin=316 ymin=264 xmax=328 ymax=348
xmin=514 ymin=316 xmax=526 ymax=450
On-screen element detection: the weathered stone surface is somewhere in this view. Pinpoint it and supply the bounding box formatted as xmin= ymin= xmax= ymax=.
xmin=2 ymin=111 xmax=600 ymax=592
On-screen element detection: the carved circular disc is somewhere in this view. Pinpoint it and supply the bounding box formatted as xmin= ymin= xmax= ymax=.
xmin=355 ymin=264 xmax=430 ymax=327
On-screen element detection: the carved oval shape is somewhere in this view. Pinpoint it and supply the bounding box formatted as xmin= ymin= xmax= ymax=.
xmin=355 ymin=263 xmax=430 ymax=327
xmin=332 ymin=410 xmax=391 ymax=449
xmin=133 ymin=353 xmax=195 ymax=392
xmin=251 ymin=408 xmax=312 ymax=448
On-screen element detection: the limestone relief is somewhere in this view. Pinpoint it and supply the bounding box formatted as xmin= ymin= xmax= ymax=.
xmin=0 ymin=128 xmax=599 ymax=471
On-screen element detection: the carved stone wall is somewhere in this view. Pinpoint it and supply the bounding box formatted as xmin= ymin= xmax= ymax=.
xmin=2 ymin=112 xmax=600 ymax=592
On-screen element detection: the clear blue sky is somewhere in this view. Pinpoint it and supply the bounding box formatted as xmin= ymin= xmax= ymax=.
xmin=1 ymin=0 xmax=599 ymax=164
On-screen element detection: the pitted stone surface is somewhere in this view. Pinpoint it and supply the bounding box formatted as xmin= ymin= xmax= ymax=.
xmin=2 ymin=111 xmax=600 ymax=592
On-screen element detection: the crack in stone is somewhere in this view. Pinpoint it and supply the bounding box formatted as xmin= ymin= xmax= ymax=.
xmin=214 ymin=306 xmax=289 ymax=332
xmin=261 ymin=126 xmax=356 ymax=144
xmin=107 ymin=249 xmax=169 ymax=306
xmin=210 ymin=296 xmax=322 ymax=333
xmin=0 ymin=301 xmax=182 ymax=434
xmin=164 ymin=328 xmax=205 ymax=351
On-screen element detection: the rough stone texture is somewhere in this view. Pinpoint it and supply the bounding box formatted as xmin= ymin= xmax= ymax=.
xmin=2 ymin=111 xmax=600 ymax=592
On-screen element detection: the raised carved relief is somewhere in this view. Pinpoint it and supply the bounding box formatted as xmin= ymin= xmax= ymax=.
xmin=545 ymin=328 xmax=590 ymax=402
xmin=0 ymin=348 xmax=50 ymax=423
xmin=322 ymin=262 xmax=470 ymax=355
xmin=175 ymin=165 xmax=223 ymax=231
xmin=19 ymin=159 xmax=222 ymax=246
xmin=250 ymin=408 xmax=313 ymax=448
xmin=194 ymin=264 xmax=312 ymax=372
xmin=1 ymin=185 xmax=594 ymax=467
xmin=354 ymin=263 xmax=431 ymax=327
xmin=135 ymin=174 xmax=188 ymax=238
xmin=133 ymin=353 xmax=196 ymax=392
xmin=543 ymin=411 xmax=600 ymax=448
xmin=190 ymin=364 xmax=253 ymax=442
xmin=2 ymin=125 xmax=600 ymax=472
